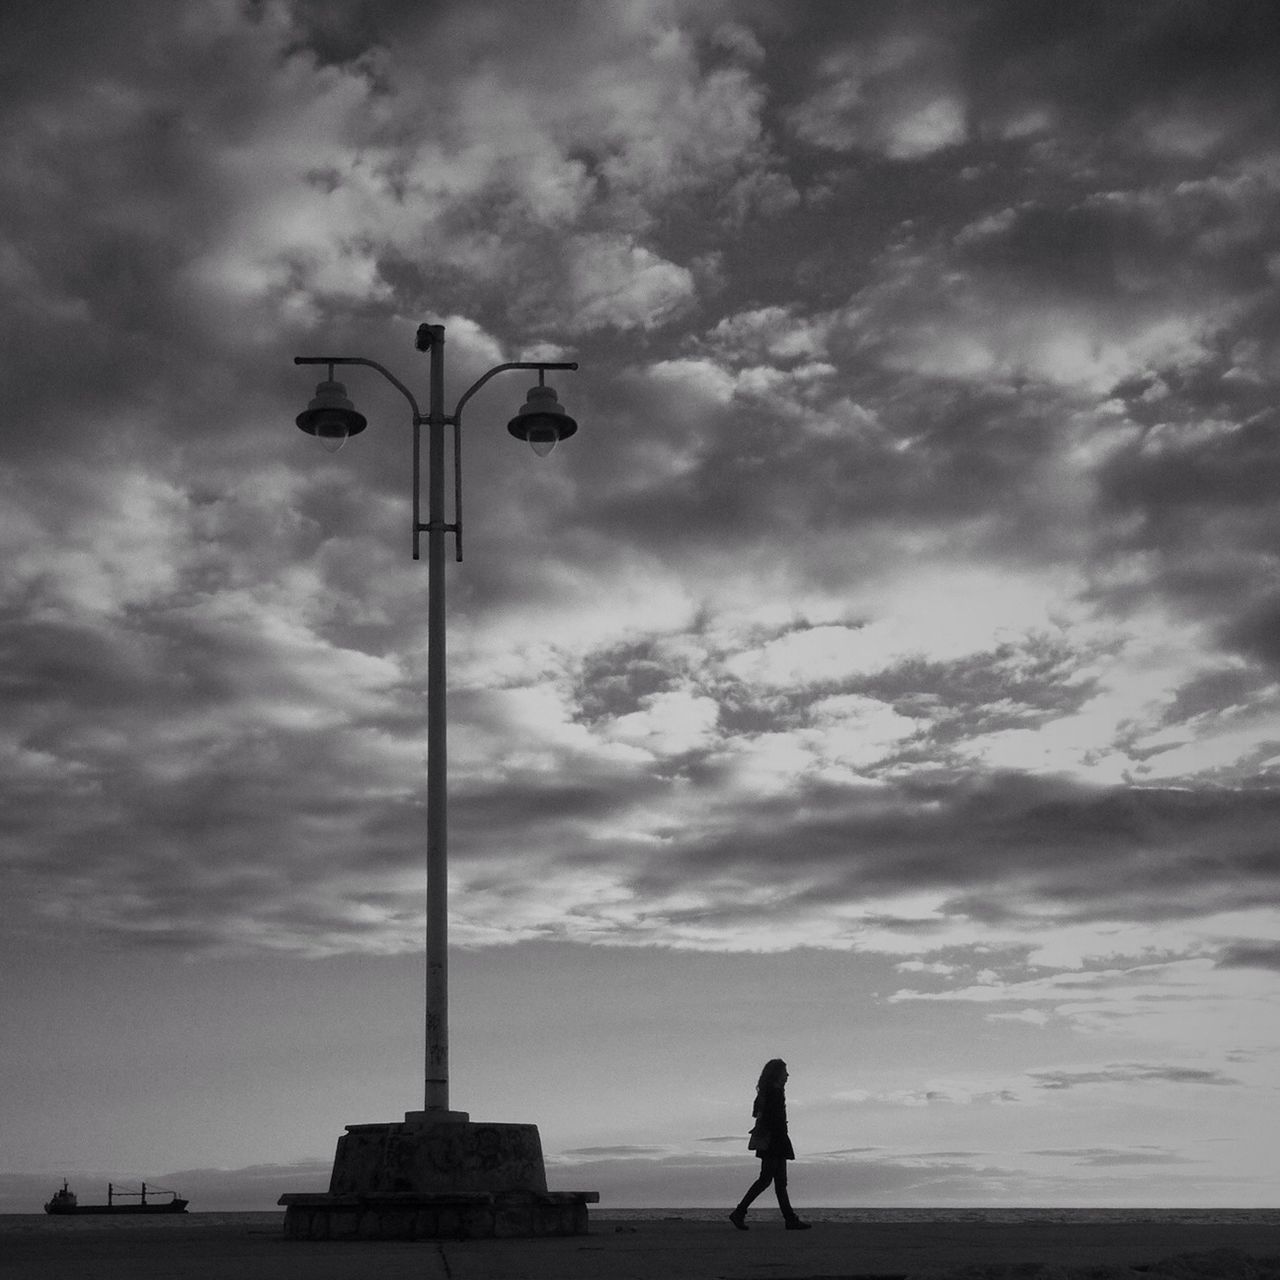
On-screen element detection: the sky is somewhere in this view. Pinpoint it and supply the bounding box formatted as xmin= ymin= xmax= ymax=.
xmin=1 ymin=0 xmax=1279 ymax=1213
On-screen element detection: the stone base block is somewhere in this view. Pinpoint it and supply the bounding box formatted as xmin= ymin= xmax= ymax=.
xmin=278 ymin=1190 xmax=599 ymax=1240
xmin=331 ymin=1117 xmax=549 ymax=1195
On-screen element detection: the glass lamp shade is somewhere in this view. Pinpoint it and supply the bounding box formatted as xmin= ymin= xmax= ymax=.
xmin=296 ymin=380 xmax=367 ymax=452
xmin=507 ymin=384 xmax=577 ymax=456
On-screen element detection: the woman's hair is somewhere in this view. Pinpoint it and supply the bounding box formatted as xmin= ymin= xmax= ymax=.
xmin=756 ymin=1058 xmax=787 ymax=1092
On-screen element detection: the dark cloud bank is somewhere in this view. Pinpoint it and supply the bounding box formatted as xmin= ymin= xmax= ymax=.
xmin=1 ymin=0 xmax=1278 ymax=969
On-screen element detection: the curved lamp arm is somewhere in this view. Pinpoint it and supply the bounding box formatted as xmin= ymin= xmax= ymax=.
xmin=294 ymin=354 xmax=579 ymax=563
xmin=450 ymin=360 xmax=577 ymax=424
xmin=448 ymin=361 xmax=578 ymax=562
xmin=296 ymin=355 xmax=429 ymax=557
xmin=294 ymin=356 xmax=425 ymax=424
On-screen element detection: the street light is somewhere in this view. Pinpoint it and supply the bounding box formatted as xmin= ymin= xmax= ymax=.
xmin=294 ymin=323 xmax=579 ymax=1115
xmin=506 ymin=372 xmax=578 ymax=457
xmin=295 ymin=376 xmax=367 ymax=453
xmin=282 ymin=323 xmax=596 ymax=1241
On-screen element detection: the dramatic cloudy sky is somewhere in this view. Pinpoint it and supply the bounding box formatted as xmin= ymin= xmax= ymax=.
xmin=2 ymin=0 xmax=1279 ymax=1212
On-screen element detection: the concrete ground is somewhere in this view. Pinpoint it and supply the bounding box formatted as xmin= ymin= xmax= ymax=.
xmin=1 ymin=1216 xmax=1277 ymax=1279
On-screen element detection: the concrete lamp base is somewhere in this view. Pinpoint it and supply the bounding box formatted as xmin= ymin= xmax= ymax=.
xmin=279 ymin=1112 xmax=598 ymax=1241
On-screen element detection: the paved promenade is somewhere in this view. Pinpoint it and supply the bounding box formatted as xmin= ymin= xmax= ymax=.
xmin=1 ymin=1216 xmax=1278 ymax=1279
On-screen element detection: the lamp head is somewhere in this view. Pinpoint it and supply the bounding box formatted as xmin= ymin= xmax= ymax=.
xmin=507 ymin=383 xmax=578 ymax=457
xmin=296 ymin=379 xmax=368 ymax=453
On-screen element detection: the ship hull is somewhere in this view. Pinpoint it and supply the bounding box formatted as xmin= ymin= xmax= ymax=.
xmin=45 ymin=1201 xmax=188 ymax=1215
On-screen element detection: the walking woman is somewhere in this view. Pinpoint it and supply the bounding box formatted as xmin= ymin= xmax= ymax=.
xmin=729 ymin=1058 xmax=810 ymax=1230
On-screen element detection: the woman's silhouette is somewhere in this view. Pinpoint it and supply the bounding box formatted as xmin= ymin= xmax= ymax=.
xmin=729 ymin=1058 xmax=810 ymax=1230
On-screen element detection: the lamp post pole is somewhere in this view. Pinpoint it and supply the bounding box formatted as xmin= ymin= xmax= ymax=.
xmin=294 ymin=323 xmax=579 ymax=1115
xmin=423 ymin=322 xmax=450 ymax=1112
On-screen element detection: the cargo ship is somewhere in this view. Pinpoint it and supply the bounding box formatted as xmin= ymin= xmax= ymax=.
xmin=44 ymin=1180 xmax=189 ymax=1214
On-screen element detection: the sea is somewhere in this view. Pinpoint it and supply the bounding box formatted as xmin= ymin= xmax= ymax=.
xmin=599 ymin=1208 xmax=1280 ymax=1227
xmin=1 ymin=1207 xmax=1277 ymax=1235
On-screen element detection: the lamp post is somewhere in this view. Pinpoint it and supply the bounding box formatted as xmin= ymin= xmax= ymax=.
xmin=294 ymin=323 xmax=579 ymax=1117
xmin=282 ymin=323 xmax=597 ymax=1240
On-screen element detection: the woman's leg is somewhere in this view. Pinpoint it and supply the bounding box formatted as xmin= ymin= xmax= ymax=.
xmin=771 ymin=1158 xmax=795 ymax=1218
xmin=734 ymin=1158 xmax=776 ymax=1214
xmin=772 ymin=1160 xmax=810 ymax=1227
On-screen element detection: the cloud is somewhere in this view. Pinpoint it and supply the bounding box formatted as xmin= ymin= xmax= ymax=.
xmin=545 ymin=1144 xmax=1022 ymax=1208
xmin=787 ymin=30 xmax=967 ymax=159
xmin=545 ymin=1137 xmax=1240 ymax=1207
xmin=1029 ymin=1147 xmax=1199 ymax=1168
xmin=1028 ymin=1063 xmax=1239 ymax=1091
xmin=4 ymin=0 xmax=1280 ymax=1213
xmin=834 ymin=1086 xmax=1021 ymax=1108
xmin=885 ymin=942 xmax=1280 ymax=1051
xmin=1 ymin=1 xmax=1279 ymax=988
xmin=564 ymin=235 xmax=695 ymax=332
xmin=1216 ymin=941 xmax=1280 ymax=971
xmin=560 ymin=1145 xmax=667 ymax=1158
